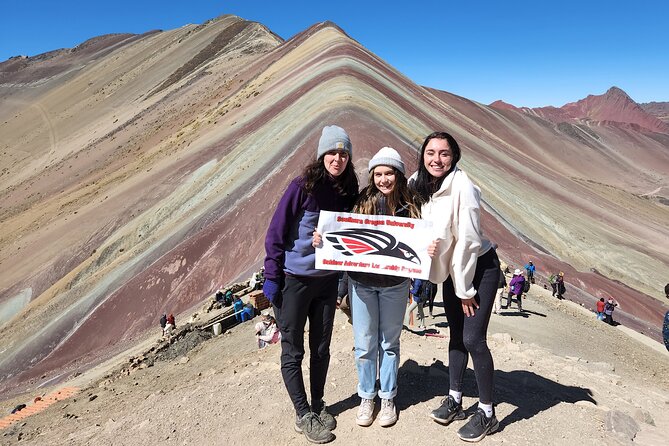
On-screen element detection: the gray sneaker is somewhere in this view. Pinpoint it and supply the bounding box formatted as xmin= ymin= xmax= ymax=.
xmin=356 ymin=398 xmax=375 ymax=427
xmin=312 ymin=399 xmax=336 ymax=431
xmin=294 ymin=412 xmax=335 ymax=444
xmin=378 ymin=398 xmax=397 ymax=427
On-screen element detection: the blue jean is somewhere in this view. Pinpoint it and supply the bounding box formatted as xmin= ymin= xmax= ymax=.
xmin=351 ymin=278 xmax=410 ymax=400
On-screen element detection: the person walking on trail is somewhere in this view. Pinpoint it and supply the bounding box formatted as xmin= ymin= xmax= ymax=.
xmin=524 ymin=261 xmax=536 ymax=283
xmin=410 ymin=131 xmax=500 ymax=442
xmin=159 ymin=314 xmax=167 ymax=334
xmin=316 ymin=146 xmax=421 ymax=428
xmin=425 ymin=282 xmax=438 ymax=318
xmin=548 ymin=273 xmax=558 ymax=297
xmin=406 ymin=278 xmax=435 ymax=330
xmin=263 ymin=125 xmax=358 ymax=444
xmin=604 ymin=298 xmax=617 ymax=325
xmin=556 ymin=272 xmax=566 ymax=299
xmin=506 ymin=269 xmax=526 ymax=312
xmin=163 ymin=313 xmax=175 ymax=337
xmin=596 ymin=298 xmax=606 ymax=321
xmin=493 ymin=262 xmax=507 ymax=314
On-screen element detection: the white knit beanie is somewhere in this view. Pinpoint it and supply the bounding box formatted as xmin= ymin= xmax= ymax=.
xmin=368 ymin=147 xmax=405 ymax=175
xmin=317 ymin=125 xmax=352 ymax=159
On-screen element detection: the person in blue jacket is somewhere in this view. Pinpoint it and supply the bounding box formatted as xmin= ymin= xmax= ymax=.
xmin=524 ymin=261 xmax=536 ymax=283
xmin=263 ymin=125 xmax=358 ymax=444
xmin=233 ymin=296 xmax=244 ymax=322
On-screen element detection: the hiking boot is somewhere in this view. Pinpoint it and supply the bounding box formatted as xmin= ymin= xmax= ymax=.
xmin=355 ymin=398 xmax=375 ymax=427
xmin=294 ymin=412 xmax=335 ymax=444
xmin=457 ymin=408 xmax=499 ymax=442
xmin=430 ymin=395 xmax=466 ymax=424
xmin=378 ymin=398 xmax=397 ymax=427
xmin=312 ymin=400 xmax=336 ymax=431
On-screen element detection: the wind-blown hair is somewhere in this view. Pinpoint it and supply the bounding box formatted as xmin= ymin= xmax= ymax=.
xmin=412 ymin=131 xmax=462 ymax=204
xmin=301 ymin=155 xmax=358 ymax=197
xmin=354 ymin=167 xmax=420 ymax=218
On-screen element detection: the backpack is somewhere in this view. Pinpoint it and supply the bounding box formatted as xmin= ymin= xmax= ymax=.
xmin=420 ymin=281 xmax=436 ymax=301
xmin=523 ymin=279 xmax=530 ymax=293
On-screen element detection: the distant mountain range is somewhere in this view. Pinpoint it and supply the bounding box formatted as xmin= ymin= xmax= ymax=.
xmin=490 ymin=87 xmax=669 ymax=133
xmin=1 ymin=15 xmax=668 ymax=395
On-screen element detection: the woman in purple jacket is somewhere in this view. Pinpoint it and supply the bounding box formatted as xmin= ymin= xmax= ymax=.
xmin=506 ymin=269 xmax=526 ymax=312
xmin=263 ymin=125 xmax=358 ymax=444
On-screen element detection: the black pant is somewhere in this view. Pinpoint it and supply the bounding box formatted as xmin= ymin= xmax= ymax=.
xmin=427 ymin=285 xmax=438 ymax=314
xmin=442 ymin=249 xmax=498 ymax=404
xmin=273 ymin=274 xmax=338 ymax=417
xmin=506 ymin=292 xmax=522 ymax=309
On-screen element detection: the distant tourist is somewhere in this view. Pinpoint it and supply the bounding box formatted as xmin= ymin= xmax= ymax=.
xmin=336 ymin=272 xmax=352 ymax=323
xmin=410 ymin=132 xmax=500 ymax=442
xmin=506 ymin=269 xmax=526 ymax=312
xmin=493 ymin=262 xmax=507 ymax=314
xmin=255 ymin=314 xmax=281 ymax=348
xmin=160 ymin=313 xmax=167 ymax=333
xmin=406 ymin=278 xmax=434 ymax=330
xmin=663 ymin=283 xmax=669 ymax=351
xmin=163 ymin=313 xmax=175 ymax=337
xmin=233 ymin=296 xmax=244 ymax=322
xmin=603 ymin=298 xmax=617 ymax=325
xmin=215 ymin=290 xmax=224 ymax=303
xmin=596 ymin=298 xmax=606 ymax=321
xmin=524 ymin=260 xmax=536 ymax=284
xmin=249 ymin=269 xmax=264 ymax=291
xmin=224 ymin=289 xmax=233 ymax=307
xmin=556 ymin=272 xmax=566 ymax=299
xmin=263 ymin=125 xmax=358 ymax=444
xmin=548 ymin=273 xmax=558 ymax=297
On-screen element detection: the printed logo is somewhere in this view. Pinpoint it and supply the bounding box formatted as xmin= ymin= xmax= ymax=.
xmin=325 ymin=228 xmax=420 ymax=264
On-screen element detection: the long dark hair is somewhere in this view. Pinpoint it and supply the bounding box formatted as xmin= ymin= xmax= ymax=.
xmin=412 ymin=131 xmax=462 ymax=203
xmin=302 ymin=155 xmax=358 ymax=197
xmin=354 ymin=167 xmax=420 ymax=218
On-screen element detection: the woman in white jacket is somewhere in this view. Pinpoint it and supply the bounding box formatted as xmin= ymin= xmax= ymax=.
xmin=411 ymin=131 xmax=500 ymax=442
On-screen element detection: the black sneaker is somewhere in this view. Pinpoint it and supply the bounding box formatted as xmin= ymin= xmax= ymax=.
xmin=312 ymin=400 xmax=336 ymax=431
xmin=457 ymin=408 xmax=499 ymax=442
xmin=429 ymin=395 xmax=466 ymax=424
xmin=294 ymin=412 xmax=335 ymax=444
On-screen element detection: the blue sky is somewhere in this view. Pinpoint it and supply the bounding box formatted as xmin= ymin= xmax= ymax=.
xmin=2 ymin=0 xmax=667 ymax=107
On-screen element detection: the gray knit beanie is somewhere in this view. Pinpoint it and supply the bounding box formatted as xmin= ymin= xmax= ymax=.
xmin=317 ymin=125 xmax=352 ymax=159
xmin=368 ymin=146 xmax=405 ymax=175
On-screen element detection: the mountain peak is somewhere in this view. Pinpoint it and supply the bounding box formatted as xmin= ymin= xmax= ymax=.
xmin=489 ymin=99 xmax=518 ymax=110
xmin=603 ymin=86 xmax=632 ymax=100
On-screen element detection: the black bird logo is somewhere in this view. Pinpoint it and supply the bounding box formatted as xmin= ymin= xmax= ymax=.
xmin=325 ymin=228 xmax=420 ymax=264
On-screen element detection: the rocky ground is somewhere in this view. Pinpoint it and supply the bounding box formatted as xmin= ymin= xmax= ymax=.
xmin=1 ymin=284 xmax=668 ymax=446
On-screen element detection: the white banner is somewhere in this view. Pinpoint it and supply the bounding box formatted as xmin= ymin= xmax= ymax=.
xmin=315 ymin=211 xmax=433 ymax=279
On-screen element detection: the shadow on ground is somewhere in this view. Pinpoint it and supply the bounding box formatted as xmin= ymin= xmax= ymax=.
xmin=329 ymin=359 xmax=595 ymax=432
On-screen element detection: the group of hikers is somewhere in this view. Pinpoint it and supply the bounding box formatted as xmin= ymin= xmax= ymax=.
xmin=263 ymin=126 xmax=500 ymax=443
xmin=159 ymin=313 xmax=176 ymax=337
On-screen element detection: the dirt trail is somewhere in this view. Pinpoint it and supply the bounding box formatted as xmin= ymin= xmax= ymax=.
xmin=2 ymin=285 xmax=668 ymax=446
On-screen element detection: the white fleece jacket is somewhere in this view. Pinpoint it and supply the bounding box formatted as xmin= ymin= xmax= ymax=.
xmin=411 ymin=167 xmax=492 ymax=299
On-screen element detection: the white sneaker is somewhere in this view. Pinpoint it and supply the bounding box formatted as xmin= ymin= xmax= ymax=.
xmin=378 ymin=399 xmax=397 ymax=427
xmin=356 ymin=398 xmax=374 ymax=426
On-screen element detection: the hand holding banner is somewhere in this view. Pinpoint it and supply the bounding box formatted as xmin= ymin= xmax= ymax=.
xmin=315 ymin=211 xmax=433 ymax=279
